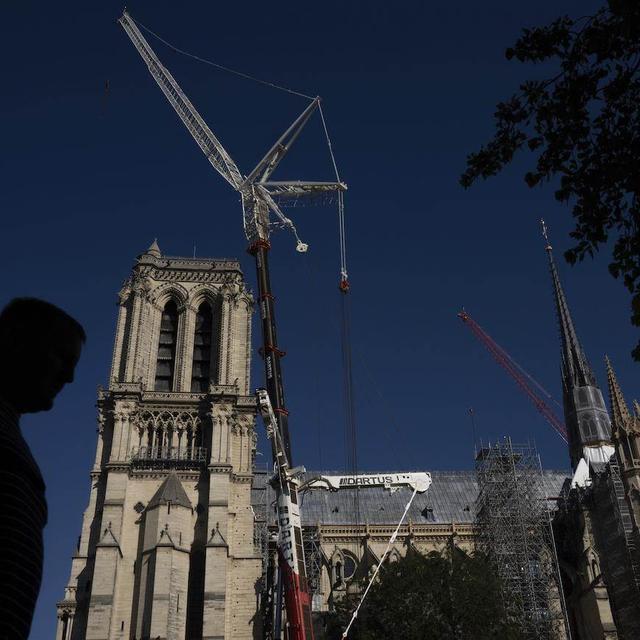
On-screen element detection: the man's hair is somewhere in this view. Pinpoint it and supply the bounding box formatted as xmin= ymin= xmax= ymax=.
xmin=0 ymin=298 xmax=86 ymax=347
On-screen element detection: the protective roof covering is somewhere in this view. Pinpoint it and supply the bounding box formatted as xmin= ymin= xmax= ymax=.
xmin=147 ymin=472 xmax=193 ymax=510
xmin=252 ymin=470 xmax=569 ymax=526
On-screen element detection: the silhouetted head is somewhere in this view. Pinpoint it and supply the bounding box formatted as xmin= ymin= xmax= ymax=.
xmin=0 ymin=298 xmax=85 ymax=414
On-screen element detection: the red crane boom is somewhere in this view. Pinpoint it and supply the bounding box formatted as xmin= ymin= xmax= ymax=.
xmin=458 ymin=310 xmax=568 ymax=443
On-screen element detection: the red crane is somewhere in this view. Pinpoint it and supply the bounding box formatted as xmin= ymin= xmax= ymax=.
xmin=458 ymin=310 xmax=568 ymax=443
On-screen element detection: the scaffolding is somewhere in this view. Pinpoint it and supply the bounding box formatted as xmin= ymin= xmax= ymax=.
xmin=475 ymin=439 xmax=569 ymax=640
xmin=303 ymin=527 xmax=324 ymax=611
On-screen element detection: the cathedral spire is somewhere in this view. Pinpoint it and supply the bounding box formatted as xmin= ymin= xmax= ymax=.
xmin=541 ymin=220 xmax=612 ymax=470
xmin=541 ymin=220 xmax=596 ymax=390
xmin=605 ymin=355 xmax=632 ymax=429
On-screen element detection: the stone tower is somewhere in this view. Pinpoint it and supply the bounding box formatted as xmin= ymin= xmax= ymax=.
xmin=56 ymin=241 xmax=262 ymax=640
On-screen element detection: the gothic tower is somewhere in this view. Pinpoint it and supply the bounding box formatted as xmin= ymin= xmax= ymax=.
xmin=55 ymin=241 xmax=262 ymax=640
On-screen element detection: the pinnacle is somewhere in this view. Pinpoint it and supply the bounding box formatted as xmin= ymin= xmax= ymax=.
xmin=146 ymin=238 xmax=162 ymax=257
xmin=605 ymin=356 xmax=632 ymax=430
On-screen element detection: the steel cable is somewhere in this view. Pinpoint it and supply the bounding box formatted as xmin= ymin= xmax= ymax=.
xmin=130 ymin=13 xmax=315 ymax=100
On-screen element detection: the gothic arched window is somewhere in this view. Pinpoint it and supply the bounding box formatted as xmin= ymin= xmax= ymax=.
xmin=154 ymin=301 xmax=178 ymax=391
xmin=335 ymin=561 xmax=343 ymax=585
xmin=342 ymin=553 xmax=357 ymax=581
xmin=191 ymin=302 xmax=213 ymax=392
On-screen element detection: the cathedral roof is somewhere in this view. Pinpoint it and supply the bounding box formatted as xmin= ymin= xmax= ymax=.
xmin=252 ymin=470 xmax=569 ymax=526
xmin=147 ymin=472 xmax=192 ymax=511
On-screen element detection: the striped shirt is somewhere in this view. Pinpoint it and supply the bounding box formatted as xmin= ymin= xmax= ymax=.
xmin=0 ymin=399 xmax=47 ymax=640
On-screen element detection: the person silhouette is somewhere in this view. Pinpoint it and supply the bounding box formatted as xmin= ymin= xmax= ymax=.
xmin=0 ymin=298 xmax=85 ymax=640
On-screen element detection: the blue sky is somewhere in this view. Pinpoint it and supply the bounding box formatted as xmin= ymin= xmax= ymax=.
xmin=2 ymin=1 xmax=635 ymax=636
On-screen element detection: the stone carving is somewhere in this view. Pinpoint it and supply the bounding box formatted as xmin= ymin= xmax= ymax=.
xmin=148 ymin=282 xmax=189 ymax=309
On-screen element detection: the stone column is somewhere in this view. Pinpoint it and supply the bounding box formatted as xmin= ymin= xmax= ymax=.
xmin=172 ymin=302 xmax=190 ymax=392
xmin=93 ymin=410 xmax=106 ymax=471
xmin=145 ymin=302 xmax=163 ymax=389
xmin=218 ymin=290 xmax=233 ymax=385
xmin=109 ymin=298 xmax=129 ymax=383
xmin=55 ymin=609 xmax=74 ymax=640
xmin=178 ymin=303 xmax=197 ymax=392
xmin=124 ymin=290 xmax=144 ymax=382
xmin=227 ymin=291 xmax=252 ymax=395
xmin=109 ymin=411 xmax=124 ymax=464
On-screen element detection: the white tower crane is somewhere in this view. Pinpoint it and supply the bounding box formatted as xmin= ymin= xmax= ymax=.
xmin=119 ymin=10 xmax=346 ymax=640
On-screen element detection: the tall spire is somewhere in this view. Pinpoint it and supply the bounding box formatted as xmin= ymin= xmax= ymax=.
xmin=541 ymin=220 xmax=596 ymax=390
xmin=605 ymin=356 xmax=632 ymax=429
xmin=542 ymin=220 xmax=612 ymax=470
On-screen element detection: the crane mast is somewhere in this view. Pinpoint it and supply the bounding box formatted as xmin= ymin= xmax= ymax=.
xmin=119 ymin=11 xmax=346 ymax=639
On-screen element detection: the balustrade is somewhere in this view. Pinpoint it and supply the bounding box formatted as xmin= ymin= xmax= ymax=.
xmin=130 ymin=445 xmax=207 ymax=467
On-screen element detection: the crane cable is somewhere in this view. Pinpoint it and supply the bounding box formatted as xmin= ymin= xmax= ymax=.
xmin=318 ymin=103 xmax=359 ymax=522
xmin=340 ymin=287 xmax=359 ymax=523
xmin=318 ymin=104 xmax=348 ymax=287
xmin=341 ymin=487 xmax=420 ymax=639
xmin=131 ymin=14 xmax=315 ymax=100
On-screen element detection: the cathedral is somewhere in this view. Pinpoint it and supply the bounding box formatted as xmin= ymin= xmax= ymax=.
xmin=56 ymin=237 xmax=640 ymax=640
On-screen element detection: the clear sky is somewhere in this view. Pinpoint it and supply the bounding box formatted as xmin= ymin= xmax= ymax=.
xmin=2 ymin=1 xmax=635 ymax=636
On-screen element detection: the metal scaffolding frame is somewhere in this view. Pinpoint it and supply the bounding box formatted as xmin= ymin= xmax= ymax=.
xmin=302 ymin=527 xmax=325 ymax=612
xmin=475 ymin=439 xmax=570 ymax=640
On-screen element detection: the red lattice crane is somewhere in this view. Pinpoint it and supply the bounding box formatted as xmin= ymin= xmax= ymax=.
xmin=458 ymin=310 xmax=568 ymax=443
